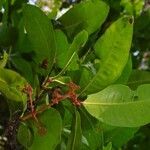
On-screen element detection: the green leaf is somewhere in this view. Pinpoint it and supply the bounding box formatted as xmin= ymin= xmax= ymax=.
xmin=12 ymin=56 xmax=33 ymax=80
xmin=121 ymin=0 xmax=144 ymax=16
xmin=79 ymin=66 xmax=94 ymax=91
xmin=0 ymin=23 xmax=17 ymax=47
xmin=70 ymin=30 xmax=88 ymax=49
xmin=115 ymin=55 xmax=132 ymax=84
xmin=11 ymin=56 xmax=39 ymax=87
xmin=136 ymin=84 xmax=150 ymax=101
xmin=0 ymin=51 xmax=8 ymax=68
xmin=81 ymin=16 xmax=133 ymax=94
xmin=79 ymin=107 xmax=103 ymax=150
xmin=17 ymin=122 xmax=34 ymax=148
xmin=56 ymin=30 xmax=88 ymax=71
xmin=59 ymin=0 xmax=109 ymax=38
xmin=55 ymin=29 xmax=70 ymax=69
xmin=66 ymin=110 xmax=82 ymax=150
xmin=0 ymin=68 xmax=27 ymax=103
xmin=128 ymin=70 xmax=150 ymax=89
xmin=83 ymin=84 xmax=150 ymax=127
xmin=11 ymin=19 xmax=39 ymax=87
xmin=103 ymin=142 xmax=112 ymax=150
xmin=23 ymin=4 xmax=56 ymax=75
xmin=12 ymin=18 xmax=34 ymax=54
xmin=28 ymin=108 xmax=62 ymax=150
xmin=105 ymin=127 xmax=138 ymax=148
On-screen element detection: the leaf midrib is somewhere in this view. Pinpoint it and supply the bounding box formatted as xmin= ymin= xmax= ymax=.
xmin=83 ymin=100 xmax=150 ymax=106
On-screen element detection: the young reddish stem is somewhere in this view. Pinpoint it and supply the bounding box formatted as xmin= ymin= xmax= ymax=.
xmin=65 ymin=82 xmax=81 ymax=106
xmin=23 ymin=84 xmax=38 ymax=122
xmin=21 ymin=82 xmax=81 ymax=121
xmin=20 ymin=103 xmax=52 ymax=121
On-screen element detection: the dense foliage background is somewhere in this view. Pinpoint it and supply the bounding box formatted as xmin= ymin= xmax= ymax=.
xmin=0 ymin=0 xmax=150 ymax=150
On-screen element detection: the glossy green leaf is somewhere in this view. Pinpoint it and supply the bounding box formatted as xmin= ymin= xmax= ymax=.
xmin=28 ymin=108 xmax=62 ymax=150
xmin=136 ymin=84 xmax=150 ymax=101
xmin=11 ymin=20 xmax=39 ymax=87
xmin=128 ymin=70 xmax=150 ymax=89
xmin=115 ymin=55 xmax=132 ymax=84
xmin=0 ymin=68 xmax=27 ymax=103
xmin=69 ymin=30 xmax=88 ymax=52
xmin=55 ymin=29 xmax=69 ymax=69
xmin=66 ymin=110 xmax=82 ymax=150
xmin=12 ymin=19 xmax=34 ymax=54
xmin=81 ymin=16 xmax=133 ymax=94
xmin=79 ymin=66 xmax=94 ymax=90
xmin=17 ymin=122 xmax=34 ymax=148
xmin=23 ymin=4 xmax=56 ymax=74
xmin=56 ymin=30 xmax=88 ymax=71
xmin=59 ymin=0 xmax=109 ymax=38
xmin=0 ymin=51 xmax=8 ymax=68
xmin=83 ymin=84 xmax=150 ymax=127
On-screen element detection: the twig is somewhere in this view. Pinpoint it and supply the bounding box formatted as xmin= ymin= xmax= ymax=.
xmin=20 ymin=103 xmax=52 ymax=121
